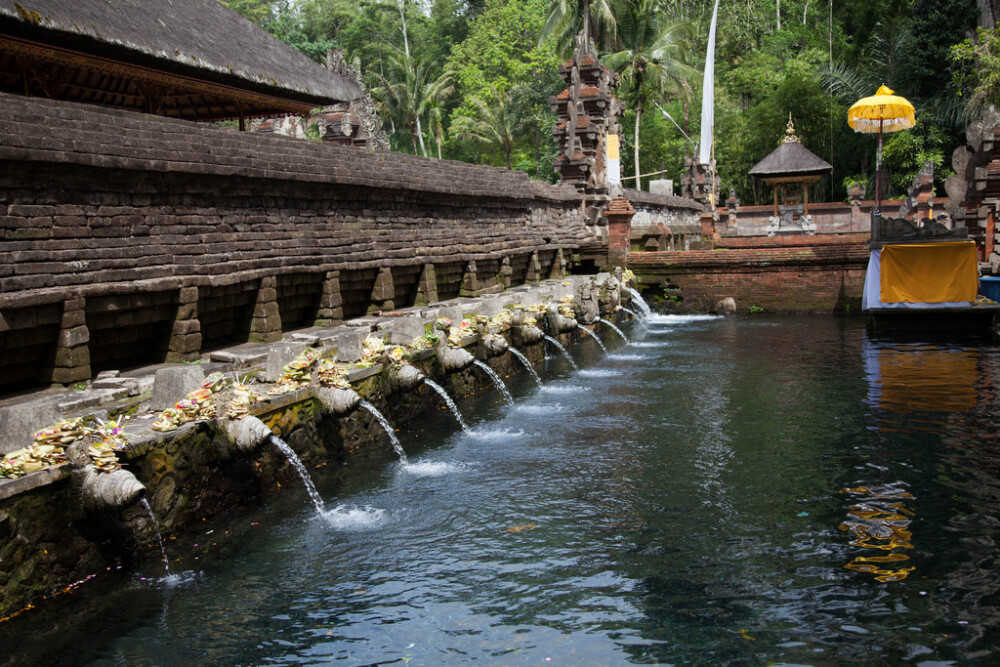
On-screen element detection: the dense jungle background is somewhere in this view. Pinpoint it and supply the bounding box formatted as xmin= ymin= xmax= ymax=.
xmin=220 ymin=0 xmax=1000 ymax=206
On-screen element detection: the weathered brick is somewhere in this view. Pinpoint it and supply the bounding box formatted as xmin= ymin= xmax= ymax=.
xmin=53 ymin=345 xmax=90 ymax=368
xmin=58 ymin=325 xmax=90 ymax=348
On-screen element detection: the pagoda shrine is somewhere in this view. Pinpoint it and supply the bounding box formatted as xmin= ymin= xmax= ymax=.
xmin=550 ymin=36 xmax=624 ymax=226
xmin=749 ymin=114 xmax=832 ymax=235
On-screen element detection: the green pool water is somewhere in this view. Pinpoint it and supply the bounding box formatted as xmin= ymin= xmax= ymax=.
xmin=5 ymin=313 xmax=1000 ymax=666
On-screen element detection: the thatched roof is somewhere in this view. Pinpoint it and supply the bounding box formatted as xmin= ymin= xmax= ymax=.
xmin=749 ymin=141 xmax=832 ymax=178
xmin=0 ymin=0 xmax=363 ymax=119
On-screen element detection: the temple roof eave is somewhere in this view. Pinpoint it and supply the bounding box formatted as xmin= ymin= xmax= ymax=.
xmin=749 ymin=141 xmax=833 ymax=179
xmin=0 ymin=1 xmax=363 ymax=105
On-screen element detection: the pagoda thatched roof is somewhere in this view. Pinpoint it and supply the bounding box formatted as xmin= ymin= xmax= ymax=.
xmin=749 ymin=141 xmax=832 ymax=179
xmin=0 ymin=0 xmax=363 ymax=120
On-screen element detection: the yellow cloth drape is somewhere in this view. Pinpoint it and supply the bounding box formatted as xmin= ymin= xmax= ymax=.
xmin=880 ymin=241 xmax=978 ymax=303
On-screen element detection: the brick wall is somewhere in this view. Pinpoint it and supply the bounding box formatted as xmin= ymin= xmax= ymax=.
xmin=630 ymin=242 xmax=870 ymax=313
xmin=0 ymin=93 xmax=594 ymax=394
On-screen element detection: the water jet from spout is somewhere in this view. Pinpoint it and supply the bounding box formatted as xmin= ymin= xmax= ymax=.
xmin=139 ymin=498 xmax=170 ymax=574
xmin=626 ymin=287 xmax=652 ymax=318
xmin=596 ymin=318 xmax=630 ymax=344
xmin=421 ymin=378 xmax=470 ymax=430
xmin=576 ymin=324 xmax=607 ymax=353
xmin=620 ymin=306 xmax=647 ymax=329
xmin=509 ymin=347 xmax=543 ymax=387
xmin=269 ymin=434 xmax=326 ymax=514
xmin=359 ymin=401 xmax=409 ymax=462
xmin=472 ymin=359 xmax=514 ymax=406
xmin=543 ymin=335 xmax=578 ymax=370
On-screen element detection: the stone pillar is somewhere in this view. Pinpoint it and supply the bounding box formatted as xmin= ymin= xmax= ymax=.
xmin=165 ymin=286 xmax=202 ymax=363
xmin=907 ymin=163 xmax=935 ymax=222
xmin=368 ymin=266 xmax=395 ymax=314
xmin=700 ymin=211 xmax=717 ymax=240
xmin=549 ymin=248 xmax=567 ymax=279
xmin=50 ymin=295 xmax=91 ymax=385
xmin=525 ymin=252 xmax=542 ymax=283
xmin=723 ymin=189 xmax=740 ymax=232
xmin=316 ymin=270 xmax=343 ymax=326
xmin=415 ymin=263 xmax=438 ymax=306
xmin=498 ymin=256 xmax=512 ymax=289
xmin=460 ymin=260 xmax=478 ymax=297
xmin=250 ymin=276 xmax=282 ymax=343
xmin=605 ymin=197 xmax=635 ymax=270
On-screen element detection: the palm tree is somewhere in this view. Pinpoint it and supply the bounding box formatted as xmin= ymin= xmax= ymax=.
xmin=372 ymin=53 xmax=453 ymax=156
xmin=426 ymin=99 xmax=447 ymax=160
xmin=451 ymin=88 xmax=517 ymax=169
xmin=541 ymin=0 xmax=619 ymax=57
xmin=819 ymin=20 xmax=908 ymax=104
xmin=603 ymin=0 xmax=696 ymax=189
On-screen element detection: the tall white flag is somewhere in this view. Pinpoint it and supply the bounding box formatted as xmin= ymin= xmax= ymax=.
xmin=698 ymin=0 xmax=720 ymax=165
xmin=606 ymin=134 xmax=621 ymax=185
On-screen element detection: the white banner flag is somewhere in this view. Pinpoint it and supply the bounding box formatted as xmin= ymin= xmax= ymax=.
xmin=607 ymin=134 xmax=621 ymax=185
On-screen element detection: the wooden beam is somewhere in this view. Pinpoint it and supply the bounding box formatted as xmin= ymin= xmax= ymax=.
xmin=760 ymin=174 xmax=823 ymax=186
xmin=0 ymin=34 xmax=317 ymax=121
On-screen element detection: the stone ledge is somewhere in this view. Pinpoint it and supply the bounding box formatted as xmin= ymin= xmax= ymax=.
xmin=0 ymin=464 xmax=71 ymax=502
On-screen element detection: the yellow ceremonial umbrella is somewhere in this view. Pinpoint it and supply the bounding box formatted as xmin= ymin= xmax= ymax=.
xmin=847 ymin=85 xmax=916 ymax=215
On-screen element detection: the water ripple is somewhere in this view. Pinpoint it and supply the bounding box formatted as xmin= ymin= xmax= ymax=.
xmin=402 ymin=461 xmax=469 ymax=477
xmin=320 ymin=505 xmax=388 ymax=530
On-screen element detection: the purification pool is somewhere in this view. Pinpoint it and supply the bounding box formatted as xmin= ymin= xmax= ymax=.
xmin=4 ymin=313 xmax=1000 ymax=666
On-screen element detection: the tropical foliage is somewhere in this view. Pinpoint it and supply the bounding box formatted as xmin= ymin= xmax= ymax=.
xmin=220 ymin=0 xmax=992 ymax=203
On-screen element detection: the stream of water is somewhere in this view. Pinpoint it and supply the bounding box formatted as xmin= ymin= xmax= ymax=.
xmin=596 ymin=316 xmax=630 ymax=344
xmin=138 ymin=498 xmax=169 ymax=574
xmin=577 ymin=323 xmax=608 ymax=353
xmin=626 ymin=287 xmax=651 ymax=317
xmin=472 ymin=359 xmax=514 ymax=406
xmin=543 ymin=334 xmax=578 ymax=370
xmin=619 ymin=306 xmax=646 ymax=329
xmin=6 ymin=314 xmax=1000 ymax=666
xmin=421 ymin=377 xmax=469 ymax=430
xmin=269 ymin=434 xmax=326 ymax=514
xmin=508 ymin=346 xmax=542 ymax=387
xmin=359 ymin=400 xmax=409 ymax=463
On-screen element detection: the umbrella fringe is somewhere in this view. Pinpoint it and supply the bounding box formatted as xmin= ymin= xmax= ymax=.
xmin=849 ymin=116 xmax=915 ymax=133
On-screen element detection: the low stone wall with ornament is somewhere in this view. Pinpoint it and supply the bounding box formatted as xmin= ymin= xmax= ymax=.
xmin=623 ymin=188 xmax=705 ymax=251
xmin=630 ymin=240 xmax=870 ymax=313
xmin=0 ymin=93 xmax=595 ymax=396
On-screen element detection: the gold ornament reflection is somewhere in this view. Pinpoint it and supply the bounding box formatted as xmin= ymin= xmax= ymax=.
xmin=839 ymin=485 xmax=916 ymax=582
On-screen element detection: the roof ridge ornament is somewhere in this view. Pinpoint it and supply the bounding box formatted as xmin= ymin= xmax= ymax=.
xmin=783 ymin=112 xmax=800 ymax=144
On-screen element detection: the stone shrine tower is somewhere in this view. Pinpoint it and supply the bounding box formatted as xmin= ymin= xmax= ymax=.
xmin=550 ymin=36 xmax=624 ymax=229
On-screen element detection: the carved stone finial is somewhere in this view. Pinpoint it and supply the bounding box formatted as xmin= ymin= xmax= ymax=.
xmin=783 ymin=112 xmax=800 ymax=144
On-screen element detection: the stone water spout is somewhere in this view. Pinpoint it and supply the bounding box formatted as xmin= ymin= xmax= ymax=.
xmin=545 ymin=305 xmax=578 ymax=334
xmin=438 ymin=345 xmax=476 ymax=372
xmin=389 ymin=364 xmax=425 ymax=392
xmin=479 ymin=333 xmax=509 ymax=358
xmin=224 ymin=415 xmax=275 ymax=453
xmin=518 ymin=324 xmax=546 ymax=345
xmin=595 ymin=273 xmax=622 ymax=316
xmin=317 ymin=387 xmax=362 ymax=416
xmin=75 ymin=465 xmax=146 ymax=515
